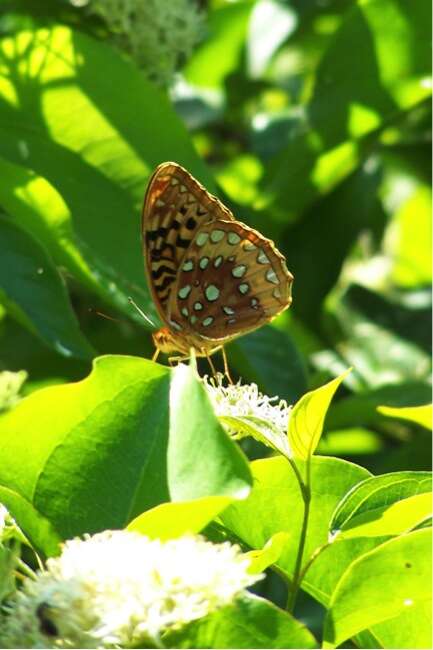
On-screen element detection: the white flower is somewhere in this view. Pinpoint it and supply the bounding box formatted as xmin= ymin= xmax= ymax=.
xmin=0 ymin=503 xmax=8 ymax=534
xmin=81 ymin=0 xmax=205 ymax=86
xmin=0 ymin=370 xmax=27 ymax=412
xmin=0 ymin=531 xmax=263 ymax=648
xmin=204 ymin=374 xmax=292 ymax=457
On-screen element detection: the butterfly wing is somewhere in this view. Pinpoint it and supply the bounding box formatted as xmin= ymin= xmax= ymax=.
xmin=167 ymin=220 xmax=293 ymax=343
xmin=142 ymin=162 xmax=235 ymax=323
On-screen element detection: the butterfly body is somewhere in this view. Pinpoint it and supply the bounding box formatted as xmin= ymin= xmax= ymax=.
xmin=142 ymin=162 xmax=293 ymax=359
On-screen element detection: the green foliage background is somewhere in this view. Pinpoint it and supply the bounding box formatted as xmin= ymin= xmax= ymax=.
xmin=0 ymin=0 xmax=431 ymax=648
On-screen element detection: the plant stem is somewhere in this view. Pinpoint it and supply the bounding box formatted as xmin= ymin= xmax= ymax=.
xmin=286 ymin=458 xmax=312 ymax=614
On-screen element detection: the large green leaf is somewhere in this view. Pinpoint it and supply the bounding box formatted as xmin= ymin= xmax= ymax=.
xmin=220 ymin=456 xmax=370 ymax=583
xmin=168 ymin=363 xmax=252 ymax=501
xmin=0 ymin=214 xmax=93 ymax=359
xmin=330 ymin=471 xmax=432 ymax=534
xmin=302 ymin=535 xmax=391 ymax=607
xmin=0 ymin=25 xmax=213 ymax=319
xmin=163 ymin=593 xmax=318 ymax=649
xmin=261 ymin=0 xmax=432 ymax=217
xmin=0 ymin=155 xmax=150 ymax=325
xmin=0 ymin=356 xmax=251 ymax=556
xmin=323 ymin=529 xmax=432 ymax=649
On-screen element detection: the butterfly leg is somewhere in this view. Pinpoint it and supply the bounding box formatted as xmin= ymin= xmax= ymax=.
xmin=152 ymin=348 xmax=160 ymax=363
xmin=221 ymin=347 xmax=233 ymax=384
xmin=168 ymin=355 xmax=189 ymax=367
xmin=204 ymin=351 xmax=218 ymax=377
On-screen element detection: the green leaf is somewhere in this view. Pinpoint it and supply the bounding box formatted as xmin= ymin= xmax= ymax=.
xmin=0 ymin=357 xmax=251 ymax=556
xmin=378 ymin=404 xmax=432 ymax=430
xmin=220 ymin=456 xmax=370 ymax=584
xmin=163 ymin=593 xmax=318 ymax=649
xmin=336 ymin=493 xmax=432 ymax=539
xmin=330 ymin=471 xmax=432 ymax=534
xmin=323 ymin=529 xmax=432 ymax=649
xmin=127 ymin=496 xmax=233 ymax=540
xmin=288 ymin=370 xmax=351 ymax=460
xmin=0 ymin=25 xmax=213 ymax=320
xmin=0 ymin=485 xmax=61 ymax=558
xmin=390 ymin=185 xmax=432 ymax=287
xmin=219 ymin=415 xmax=290 ymax=458
xmin=245 ymin=532 xmax=290 ymax=574
xmin=0 ymin=542 xmax=19 ymax=601
xmin=0 ymin=215 xmax=94 ymax=360
xmin=0 ymin=155 xmax=143 ymax=323
xmin=185 ymin=2 xmax=254 ymax=89
xmin=168 ymin=363 xmax=252 ymax=501
xmin=317 ymin=427 xmax=384 ymax=456
xmin=303 ymin=536 xmax=391 ymax=607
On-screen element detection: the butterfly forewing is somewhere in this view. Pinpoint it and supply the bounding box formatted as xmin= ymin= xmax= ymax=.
xmin=142 ymin=162 xmax=235 ymax=321
xmin=168 ymin=219 xmax=293 ymax=342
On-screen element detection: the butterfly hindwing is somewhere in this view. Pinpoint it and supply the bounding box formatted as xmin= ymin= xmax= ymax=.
xmin=168 ymin=220 xmax=293 ymax=342
xmin=142 ymin=162 xmax=235 ymax=322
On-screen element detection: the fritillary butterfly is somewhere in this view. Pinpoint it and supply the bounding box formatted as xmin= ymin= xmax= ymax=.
xmin=142 ymin=162 xmax=293 ymax=363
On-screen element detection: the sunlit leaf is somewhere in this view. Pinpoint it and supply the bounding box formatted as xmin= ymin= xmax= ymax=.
xmin=220 ymin=455 xmax=370 ymax=587
xmin=164 ymin=593 xmax=318 ymax=649
xmin=185 ymin=2 xmax=254 ymax=89
xmin=0 ymin=25 xmax=212 ymax=320
xmin=378 ymin=404 xmax=432 ymax=430
xmin=0 ymin=357 xmax=251 ymax=556
xmin=323 ymin=529 xmax=432 ymax=649
xmin=288 ymin=369 xmax=351 ymax=460
xmin=127 ymin=496 xmax=233 ymax=540
xmin=245 ymin=532 xmax=289 ymax=574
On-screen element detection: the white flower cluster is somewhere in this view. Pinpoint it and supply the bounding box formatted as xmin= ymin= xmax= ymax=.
xmin=75 ymin=0 xmax=205 ymax=86
xmin=1 ymin=530 xmax=262 ymax=648
xmin=205 ymin=374 xmax=292 ymax=456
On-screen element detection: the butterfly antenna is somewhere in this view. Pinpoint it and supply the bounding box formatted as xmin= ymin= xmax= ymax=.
xmin=128 ymin=297 xmax=156 ymax=328
xmin=89 ymin=308 xmax=122 ymax=323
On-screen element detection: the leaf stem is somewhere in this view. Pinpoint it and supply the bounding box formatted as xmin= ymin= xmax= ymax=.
xmin=286 ymin=457 xmax=312 ymax=614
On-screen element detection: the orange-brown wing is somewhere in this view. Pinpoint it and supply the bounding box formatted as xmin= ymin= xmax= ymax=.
xmin=167 ymin=220 xmax=293 ymax=343
xmin=142 ymin=162 xmax=235 ymax=323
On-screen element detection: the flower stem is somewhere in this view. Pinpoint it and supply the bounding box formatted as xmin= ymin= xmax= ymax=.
xmin=286 ymin=458 xmax=312 ymax=614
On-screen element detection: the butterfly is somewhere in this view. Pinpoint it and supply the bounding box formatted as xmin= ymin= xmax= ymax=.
xmin=141 ymin=162 xmax=293 ymax=370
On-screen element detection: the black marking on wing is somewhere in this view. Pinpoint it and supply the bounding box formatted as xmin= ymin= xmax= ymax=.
xmin=154 ymin=275 xmax=175 ymax=292
xmin=175 ymin=235 xmax=190 ymax=248
xmin=151 ymin=265 xmax=176 ymax=279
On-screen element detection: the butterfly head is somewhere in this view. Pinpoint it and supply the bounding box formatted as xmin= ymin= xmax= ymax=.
xmin=152 ymin=327 xmax=190 ymax=356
